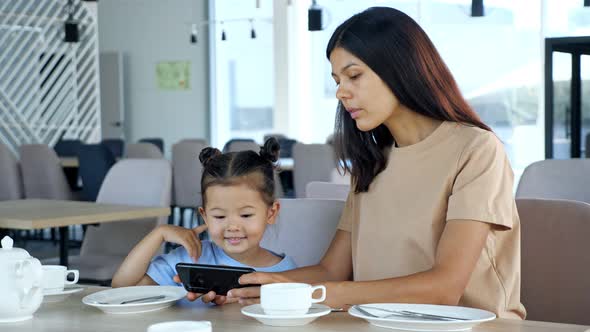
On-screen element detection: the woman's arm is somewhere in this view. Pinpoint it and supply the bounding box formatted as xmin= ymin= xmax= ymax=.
xmin=318 ymin=220 xmax=490 ymax=308
xmin=111 ymin=224 xmax=207 ymax=288
xmin=227 ymin=229 xmax=353 ymax=301
xmin=233 ymin=220 xmax=489 ymax=308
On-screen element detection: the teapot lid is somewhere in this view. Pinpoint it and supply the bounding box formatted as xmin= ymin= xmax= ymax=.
xmin=0 ymin=236 xmax=31 ymax=260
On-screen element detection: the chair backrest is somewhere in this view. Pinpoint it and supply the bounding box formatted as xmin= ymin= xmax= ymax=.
xmin=172 ymin=140 xmax=207 ymax=207
xmin=222 ymin=138 xmax=256 ymax=153
xmin=305 ymin=181 xmax=349 ymax=201
xmin=0 ymin=143 xmax=23 ymax=200
xmin=139 ymin=137 xmax=165 ymax=154
xmin=225 ymin=140 xmax=259 ymax=153
xmin=78 ymin=144 xmax=116 ymax=201
xmin=260 ymin=198 xmax=344 ymax=267
xmin=517 ymin=198 xmax=590 ymax=325
xmin=180 ymin=138 xmax=208 ymax=145
xmin=19 ymin=144 xmax=72 ymax=200
xmin=516 ymin=159 xmax=590 ymax=203
xmin=292 ymin=143 xmax=335 ymax=198
xmin=53 ymin=139 xmax=82 ymax=157
xmin=80 ymin=159 xmax=172 ymax=257
xmin=125 ymin=143 xmax=164 ymax=159
xmin=217 ymin=139 xmax=284 ymax=198
xmin=101 ymin=138 xmax=124 ymax=158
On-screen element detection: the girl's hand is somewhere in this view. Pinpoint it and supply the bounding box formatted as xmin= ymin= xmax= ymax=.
xmin=157 ymin=224 xmax=208 ymax=261
xmin=172 ymin=275 xmax=233 ymax=305
xmin=226 ymin=272 xmax=292 ymax=305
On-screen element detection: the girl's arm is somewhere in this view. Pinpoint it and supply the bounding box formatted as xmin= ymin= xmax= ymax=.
xmin=232 ymin=220 xmax=489 ymax=309
xmin=111 ymin=224 xmax=207 ymax=288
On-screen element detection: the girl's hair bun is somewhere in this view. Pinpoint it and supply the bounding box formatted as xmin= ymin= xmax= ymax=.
xmin=259 ymin=137 xmax=280 ymax=163
xmin=199 ymin=147 xmax=222 ymax=167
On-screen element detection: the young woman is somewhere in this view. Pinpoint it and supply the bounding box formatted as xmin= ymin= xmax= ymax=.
xmin=112 ymin=138 xmax=297 ymax=305
xmin=222 ymin=7 xmax=525 ymax=319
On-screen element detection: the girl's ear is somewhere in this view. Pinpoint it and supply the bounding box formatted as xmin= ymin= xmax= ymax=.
xmin=198 ymin=207 xmax=209 ymax=225
xmin=266 ymin=201 xmax=281 ymax=225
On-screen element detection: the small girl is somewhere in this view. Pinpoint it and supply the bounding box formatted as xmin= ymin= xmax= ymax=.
xmin=112 ymin=138 xmax=297 ymax=304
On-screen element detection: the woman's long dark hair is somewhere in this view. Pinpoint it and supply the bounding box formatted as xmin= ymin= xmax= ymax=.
xmin=327 ymin=7 xmax=491 ymax=193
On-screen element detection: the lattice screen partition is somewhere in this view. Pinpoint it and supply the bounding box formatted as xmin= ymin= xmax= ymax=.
xmin=0 ymin=0 xmax=100 ymax=154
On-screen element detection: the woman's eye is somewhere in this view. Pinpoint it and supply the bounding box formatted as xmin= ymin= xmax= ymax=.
xmin=241 ymin=214 xmax=253 ymax=218
xmin=350 ymin=74 xmax=360 ymax=80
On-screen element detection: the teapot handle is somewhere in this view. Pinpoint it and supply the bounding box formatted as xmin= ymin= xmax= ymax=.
xmin=15 ymin=258 xmax=42 ymax=309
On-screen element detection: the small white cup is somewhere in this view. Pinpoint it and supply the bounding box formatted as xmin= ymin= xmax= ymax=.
xmin=41 ymin=265 xmax=79 ymax=292
xmin=147 ymin=321 xmax=211 ymax=332
xmin=261 ymin=283 xmax=326 ymax=316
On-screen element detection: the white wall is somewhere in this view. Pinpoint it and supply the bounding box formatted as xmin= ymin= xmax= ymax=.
xmin=97 ymin=0 xmax=209 ymax=156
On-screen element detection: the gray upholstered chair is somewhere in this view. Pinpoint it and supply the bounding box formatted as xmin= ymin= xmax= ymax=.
xmin=125 ymin=143 xmax=164 ymax=159
xmin=224 ymin=140 xmax=259 ymax=153
xmin=0 ymin=143 xmax=23 ymax=201
xmin=292 ymin=143 xmax=336 ymax=198
xmin=260 ymin=198 xmax=344 ymax=267
xmin=305 ymin=181 xmax=349 ymax=201
xmin=171 ymin=140 xmax=207 ymax=227
xmin=44 ymin=159 xmax=172 ymax=283
xmin=516 ymin=159 xmax=590 ymax=203
xmin=19 ymin=144 xmax=75 ymax=200
xmin=517 ymin=198 xmax=590 ymax=325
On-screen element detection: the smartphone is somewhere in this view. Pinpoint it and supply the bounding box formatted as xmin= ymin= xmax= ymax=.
xmin=175 ymin=263 xmax=256 ymax=295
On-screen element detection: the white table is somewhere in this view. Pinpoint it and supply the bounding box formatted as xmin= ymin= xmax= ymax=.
xmin=2 ymin=287 xmax=588 ymax=332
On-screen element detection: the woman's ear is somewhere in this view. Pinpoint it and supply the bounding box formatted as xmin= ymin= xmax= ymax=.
xmin=266 ymin=201 xmax=281 ymax=225
xmin=198 ymin=207 xmax=209 ymax=225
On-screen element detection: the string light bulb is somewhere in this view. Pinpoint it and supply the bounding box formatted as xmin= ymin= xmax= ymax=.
xmin=221 ymin=21 xmax=227 ymax=41
xmin=250 ymin=19 xmax=256 ymax=39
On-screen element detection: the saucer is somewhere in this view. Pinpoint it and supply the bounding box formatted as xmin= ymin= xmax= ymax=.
xmin=43 ymin=286 xmax=85 ymax=303
xmin=82 ymin=286 xmax=186 ymax=314
xmin=241 ymin=303 xmax=331 ymax=327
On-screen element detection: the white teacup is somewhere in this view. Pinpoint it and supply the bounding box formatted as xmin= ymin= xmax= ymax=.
xmin=147 ymin=321 xmax=211 ymax=332
xmin=260 ymin=283 xmax=326 ymax=316
xmin=41 ymin=265 xmax=79 ymax=292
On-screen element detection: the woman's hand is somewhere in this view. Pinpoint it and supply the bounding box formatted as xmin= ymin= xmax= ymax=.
xmin=157 ymin=224 xmax=207 ymax=261
xmin=225 ymin=272 xmax=292 ymax=305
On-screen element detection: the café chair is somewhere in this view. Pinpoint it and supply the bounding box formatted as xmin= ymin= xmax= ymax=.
xmin=517 ymin=198 xmax=590 ymax=325
xmin=125 ymin=143 xmax=163 ymax=159
xmin=305 ymin=181 xmax=349 ymax=201
xmin=0 ymin=142 xmax=23 ymax=201
xmin=171 ymin=140 xmax=207 ymax=227
xmin=292 ymin=143 xmax=336 ymax=198
xmin=516 ymin=159 xmax=590 ymax=203
xmin=44 ymin=159 xmax=172 ymax=284
xmin=260 ymin=198 xmax=344 ymax=267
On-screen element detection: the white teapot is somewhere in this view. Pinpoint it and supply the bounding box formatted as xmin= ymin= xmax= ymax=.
xmin=0 ymin=236 xmax=43 ymax=323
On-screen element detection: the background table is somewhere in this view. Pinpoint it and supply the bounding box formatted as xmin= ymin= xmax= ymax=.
xmin=1 ymin=287 xmax=587 ymax=332
xmin=0 ymin=199 xmax=170 ymax=266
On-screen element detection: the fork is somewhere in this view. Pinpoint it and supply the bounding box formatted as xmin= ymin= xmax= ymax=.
xmin=356 ymin=306 xmax=466 ymax=321
xmin=97 ymin=295 xmax=166 ymax=305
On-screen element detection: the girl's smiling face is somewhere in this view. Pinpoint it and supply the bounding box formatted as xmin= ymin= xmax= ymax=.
xmin=199 ymin=182 xmax=279 ymax=261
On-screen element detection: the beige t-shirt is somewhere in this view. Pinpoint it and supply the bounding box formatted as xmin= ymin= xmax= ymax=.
xmin=338 ymin=121 xmax=526 ymax=319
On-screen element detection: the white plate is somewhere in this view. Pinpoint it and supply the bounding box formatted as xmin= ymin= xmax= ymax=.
xmin=241 ymin=303 xmax=331 ymax=327
xmin=82 ymin=286 xmax=186 ymax=314
xmin=348 ymin=303 xmax=496 ymax=331
xmin=43 ymin=286 xmax=85 ymax=303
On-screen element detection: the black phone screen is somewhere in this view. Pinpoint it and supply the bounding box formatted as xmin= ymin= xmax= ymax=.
xmin=175 ymin=263 xmax=256 ymax=295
